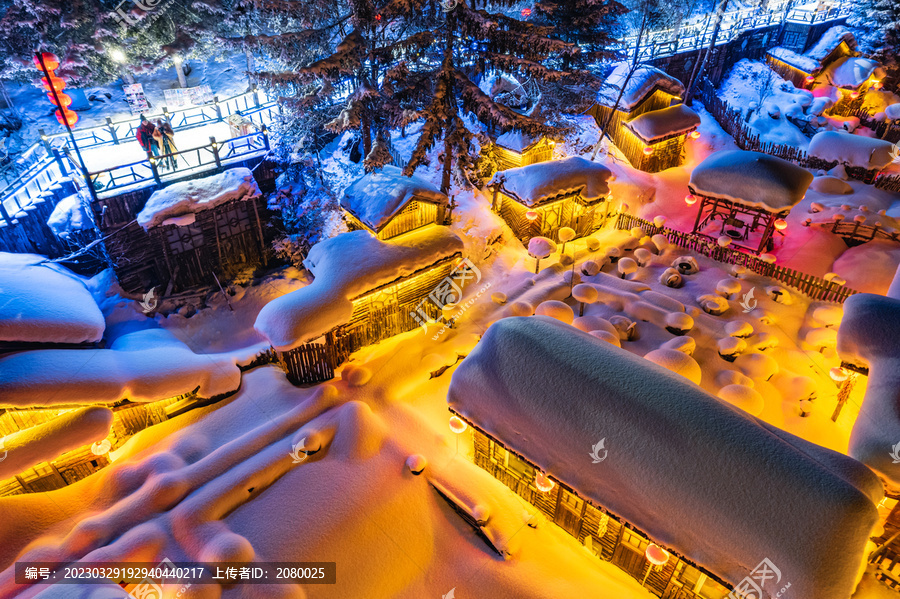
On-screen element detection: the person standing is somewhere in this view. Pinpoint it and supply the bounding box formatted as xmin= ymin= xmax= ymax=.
xmin=156 ymin=119 xmax=178 ymax=171
xmin=135 ymin=115 xmax=159 ymax=160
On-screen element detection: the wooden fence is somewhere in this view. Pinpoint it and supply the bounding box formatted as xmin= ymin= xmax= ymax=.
xmin=615 ymin=212 xmax=858 ymax=303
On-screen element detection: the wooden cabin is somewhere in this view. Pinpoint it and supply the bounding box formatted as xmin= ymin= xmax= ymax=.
xmin=588 ymin=64 xmax=697 ymax=172
xmin=102 ymin=167 xmax=269 ymax=294
xmin=484 ymin=131 xmax=556 ymax=172
xmin=447 ymin=316 xmax=882 ymax=599
xmin=766 ymin=25 xmax=855 ymax=88
xmin=488 ymin=156 xmax=613 ymax=243
xmin=341 ymin=166 xmax=450 ymax=240
xmin=622 ymin=104 xmax=700 ymax=173
xmin=807 ymin=131 xmax=896 ymax=183
xmin=689 ymin=150 xmax=813 ymax=254
xmin=254 ymin=226 xmax=466 ymax=385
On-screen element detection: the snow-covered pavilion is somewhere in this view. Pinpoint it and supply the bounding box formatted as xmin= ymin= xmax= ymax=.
xmin=340 ymin=165 xmax=450 ymax=240
xmin=688 ymin=150 xmax=813 ymax=254
xmin=448 ymin=316 xmax=881 ymax=599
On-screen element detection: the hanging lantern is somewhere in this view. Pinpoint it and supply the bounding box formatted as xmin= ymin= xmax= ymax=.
xmin=521 ymin=7 xmax=531 ymax=17
xmin=374 ymin=13 xmax=382 ymax=20
xmin=774 ymin=218 xmax=788 ymax=231
xmin=525 ymin=210 xmax=539 ymax=221
xmin=643 ymin=146 xmax=654 ymax=155
xmin=449 ymin=415 xmax=468 ymax=434
xmin=804 ymin=75 xmax=815 ymax=84
xmin=534 ymin=471 xmax=554 ymax=492
xmin=646 ymin=543 xmax=670 ymax=568
xmin=830 ymin=366 xmax=849 ymax=383
xmin=91 ymin=439 xmax=112 ymax=455
xmin=689 ymin=130 xmax=700 ymax=139
xmin=55 ymin=109 xmax=79 ymax=126
xmin=47 ymin=92 xmax=73 ymax=107
xmin=850 ymin=90 xmax=859 ymax=99
xmin=872 ymin=81 xmax=883 ymax=90
xmin=41 ymin=76 xmax=66 ymax=92
xmin=33 ymin=52 xmax=60 ymax=71
xmin=684 ymin=194 xmax=697 ymax=206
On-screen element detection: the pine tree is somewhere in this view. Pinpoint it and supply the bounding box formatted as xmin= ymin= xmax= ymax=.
xmin=850 ymin=0 xmax=900 ymax=80
xmin=533 ymin=0 xmax=627 ymax=70
xmin=405 ymin=2 xmax=577 ymax=193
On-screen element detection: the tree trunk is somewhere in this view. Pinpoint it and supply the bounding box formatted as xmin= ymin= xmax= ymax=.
xmin=174 ymin=61 xmax=188 ymax=88
xmin=684 ymin=0 xmax=730 ymax=104
xmin=440 ymin=10 xmax=457 ymax=194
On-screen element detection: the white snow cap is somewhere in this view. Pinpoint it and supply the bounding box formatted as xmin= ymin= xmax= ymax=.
xmin=808 ymin=131 xmax=896 ymax=171
xmin=494 ymin=130 xmax=542 ymax=153
xmin=448 ymin=317 xmax=881 ymax=599
xmin=46 ymin=195 xmax=92 ymax=238
xmin=137 ymin=167 xmax=261 ymax=230
xmin=340 ymin=165 xmax=448 ymax=234
xmin=255 ymin=227 xmax=464 ymax=351
xmin=689 ymin=150 xmax=813 ymax=211
xmin=597 ymin=63 xmax=685 ymax=110
xmin=805 ymin=26 xmax=855 ymax=62
xmin=0 ymin=254 xmax=105 ymax=345
xmin=488 ymin=156 xmax=612 ymax=207
xmin=822 ymin=56 xmax=885 ymax=90
xmin=767 ymin=47 xmax=818 ymax=74
xmin=626 ymin=104 xmax=701 ymax=144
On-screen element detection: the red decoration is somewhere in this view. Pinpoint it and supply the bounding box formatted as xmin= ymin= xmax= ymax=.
xmin=47 ymin=92 xmax=72 ymax=107
xmin=33 ymin=52 xmax=59 ymax=71
xmin=55 ymin=109 xmax=78 ymax=126
xmin=375 ymin=13 xmax=382 ymax=20
xmin=643 ymin=146 xmax=654 ymax=155
xmin=521 ymin=7 xmax=531 ymax=17
xmin=41 ymin=76 xmax=66 ymax=92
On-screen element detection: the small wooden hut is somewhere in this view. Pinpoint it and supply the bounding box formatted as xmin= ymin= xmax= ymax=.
xmin=105 ymin=167 xmax=269 ymax=294
xmin=588 ymin=64 xmax=698 ymax=172
xmin=485 ymin=131 xmax=556 ymax=172
xmin=341 ymin=166 xmax=450 ymax=240
xmin=766 ymin=26 xmax=855 ymax=88
xmin=688 ymin=150 xmax=813 ymax=254
xmin=622 ymin=104 xmax=700 ymax=173
xmin=488 ymin=156 xmax=613 ymax=243
xmin=447 ymin=316 xmax=881 ymax=599
xmin=255 ymin=226 xmax=466 ymax=385
xmin=807 ymin=131 xmax=895 ymax=183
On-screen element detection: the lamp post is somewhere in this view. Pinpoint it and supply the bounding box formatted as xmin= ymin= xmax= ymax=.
xmin=110 ymin=48 xmax=134 ymax=84
xmin=35 ymin=52 xmax=91 ymax=191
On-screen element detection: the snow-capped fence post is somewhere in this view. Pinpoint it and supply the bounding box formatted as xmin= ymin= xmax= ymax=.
xmin=105 ymin=118 xmax=119 ymax=145
xmin=149 ymin=157 xmax=162 ymax=186
xmin=251 ymin=84 xmax=261 ymax=108
xmin=213 ymin=96 xmax=223 ymax=121
xmin=210 ymin=137 xmax=222 ymax=168
xmin=38 ymin=129 xmax=52 ymax=154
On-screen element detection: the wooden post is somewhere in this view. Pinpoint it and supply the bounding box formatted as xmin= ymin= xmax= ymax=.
xmin=251 ymin=197 xmax=267 ymax=266
xmin=39 ymin=128 xmax=52 ymax=153
xmin=252 ymin=84 xmax=260 ymax=108
xmin=149 ymin=157 xmax=162 ymax=185
xmin=210 ymin=137 xmax=221 ymax=168
xmin=831 ymin=372 xmax=859 ymax=422
xmin=261 ymin=125 xmax=270 ymax=151
xmin=106 ymin=118 xmax=119 ymax=144
xmin=213 ymin=96 xmax=223 ymax=121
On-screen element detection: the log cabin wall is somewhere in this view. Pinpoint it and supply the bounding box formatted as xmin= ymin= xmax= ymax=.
xmin=465 ymin=420 xmax=735 ymax=599
xmin=344 ymin=199 xmax=444 ymax=240
xmin=496 ymin=191 xmax=611 ymax=242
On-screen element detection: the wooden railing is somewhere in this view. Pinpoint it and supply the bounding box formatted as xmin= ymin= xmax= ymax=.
xmin=615 ymin=212 xmax=858 ymax=303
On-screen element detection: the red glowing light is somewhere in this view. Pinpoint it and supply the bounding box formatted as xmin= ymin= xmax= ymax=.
xmin=375 ymin=13 xmax=382 ymax=20
xmin=689 ymin=130 xmax=700 ymax=139
xmin=55 ymin=109 xmax=79 ymax=126
xmin=33 ymin=52 xmax=59 ymax=71
xmin=47 ymin=92 xmax=72 ymax=108
xmin=41 ymin=76 xmax=66 ymax=92
xmin=642 ymin=146 xmax=654 ymax=155
xmin=685 ymin=194 xmax=697 ymax=206
xmin=521 ymin=7 xmax=531 ymax=17
xmin=449 ymin=415 xmax=467 ymax=434
xmin=774 ymin=219 xmax=787 ymax=231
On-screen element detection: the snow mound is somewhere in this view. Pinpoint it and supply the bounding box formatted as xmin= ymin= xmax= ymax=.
xmin=137 ymin=167 xmax=261 ymax=230
xmin=822 ymin=57 xmax=885 ymax=90
xmin=810 ymin=176 xmax=853 ymax=195
xmin=689 ymin=151 xmax=813 ymax=211
xmin=767 ymin=47 xmax=817 ymax=73
xmin=626 ymin=104 xmax=700 ymax=143
xmin=0 ymin=255 xmax=105 ymax=345
xmin=597 ymin=63 xmax=685 ymax=110
xmin=717 ymin=384 xmax=764 ymax=416
xmin=808 ymin=131 xmax=896 ymax=171
xmin=46 ymin=195 xmax=92 ymax=238
xmin=534 ymin=301 xmax=574 ymax=324
xmin=805 ymin=26 xmax=855 ymax=62
xmin=488 ymin=156 xmax=612 ymax=207
xmin=340 ymin=165 xmax=447 ymax=233
xmin=448 ymin=317 xmax=881 ymax=599
xmin=255 ymin=227 xmax=464 ymax=351
xmin=643 ymin=348 xmax=701 ymax=384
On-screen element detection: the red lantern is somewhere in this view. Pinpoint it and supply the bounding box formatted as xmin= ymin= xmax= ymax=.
xmin=685 ymin=194 xmax=697 ymax=206
xmin=643 ymin=146 xmax=654 ymax=155
xmin=41 ymin=76 xmax=66 ymax=92
xmin=449 ymin=415 xmax=467 ymax=434
xmin=55 ymin=109 xmax=79 ymax=126
xmin=374 ymin=13 xmax=382 ymax=20
xmin=33 ymin=52 xmax=60 ymax=71
xmin=804 ymin=75 xmax=815 ymax=84
xmin=47 ymin=92 xmax=72 ymax=107
xmin=534 ymin=471 xmax=554 ymax=492
xmin=521 ymin=7 xmax=531 ymax=17
xmin=645 ymin=544 xmax=670 ymax=566
xmin=690 ymin=130 xmax=700 ymax=139
xmin=850 ymin=90 xmax=859 ymax=99
xmin=525 ymin=210 xmax=539 ymax=221
xmin=774 ymin=218 xmax=787 ymax=231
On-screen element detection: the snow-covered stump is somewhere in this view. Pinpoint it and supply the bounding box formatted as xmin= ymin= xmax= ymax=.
xmin=528 ymin=237 xmax=556 ymax=274
xmin=572 ymin=284 xmax=599 ymax=317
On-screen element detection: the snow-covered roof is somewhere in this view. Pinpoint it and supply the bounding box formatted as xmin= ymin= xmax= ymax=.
xmin=597 ymin=63 xmax=685 ymax=110
xmin=46 ymin=195 xmax=92 ymax=239
xmin=805 ymin=25 xmax=855 ymax=62
xmin=340 ymin=165 xmax=448 ymax=234
xmin=136 ymin=167 xmax=261 ymax=230
xmin=767 ymin=47 xmax=818 ymax=74
xmin=494 ymin=130 xmax=542 ymax=153
xmin=689 ymin=150 xmax=813 ymax=211
xmin=808 ymin=131 xmax=896 ymax=171
xmin=625 ymin=104 xmax=701 ymax=144
xmin=822 ymin=56 xmax=885 ymax=90
xmin=449 ymin=316 xmax=881 ymax=599
xmin=488 ymin=156 xmax=612 ymax=207
xmin=0 ymin=253 xmax=105 ymax=345
xmin=255 ymin=226 xmax=464 ymax=351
